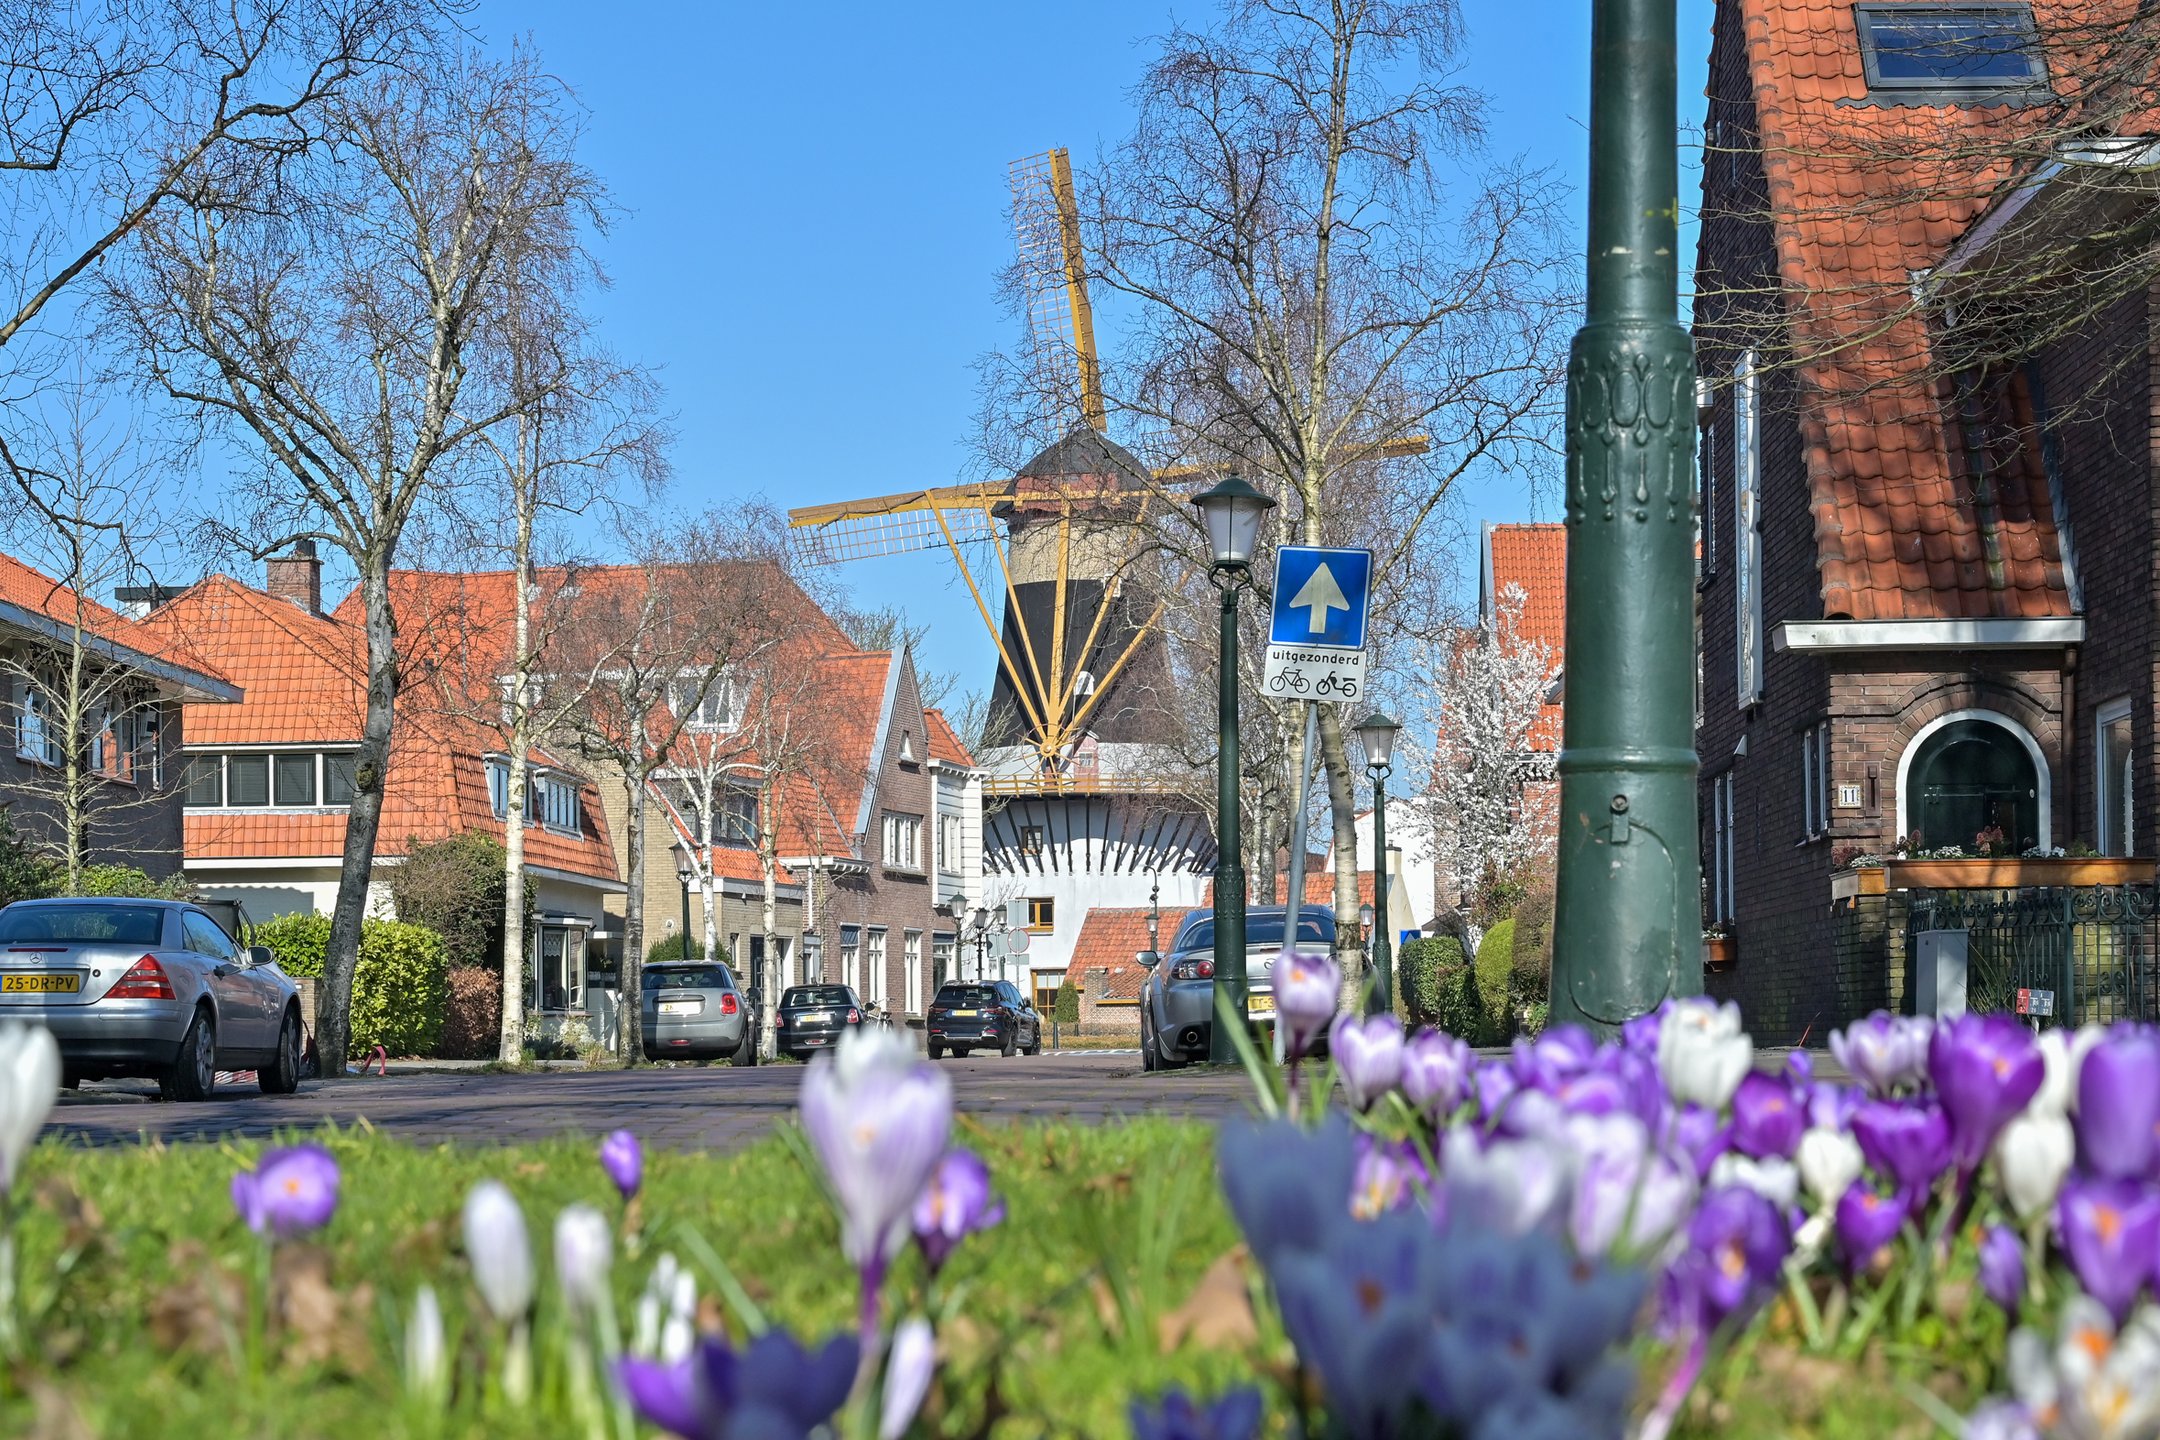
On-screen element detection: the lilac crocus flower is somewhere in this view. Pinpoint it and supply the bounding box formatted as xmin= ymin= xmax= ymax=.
xmin=1272 ymin=948 xmax=1340 ymax=1062
xmin=1442 ymin=1127 xmax=1571 ymax=1237
xmin=1833 ymin=1183 xmax=1909 ymax=1271
xmin=1129 ymin=1388 xmax=1264 ymax=1440
xmin=911 ymin=1147 xmax=1004 ymax=1276
xmin=1662 ymin=1185 xmax=1790 ymax=1333
xmin=1979 ymin=1224 xmax=2025 ymax=1320
xmin=1400 ymin=1028 xmax=1473 ymax=1119
xmin=2074 ymin=1028 xmax=2160 ymax=1180
xmin=1929 ymin=1013 xmax=2045 ymax=1174
xmin=600 ymin=1129 xmax=643 ymax=1201
xmin=1511 ymin=1026 xmax=1599 ymax=1091
xmin=1329 ymin=1013 xmax=1404 ymax=1111
xmin=1729 ymin=1071 xmax=1805 ymax=1160
xmin=230 ymin=1144 xmax=341 ymax=1239
xmin=1665 ymin=1102 xmax=1733 ymax=1181
xmin=1963 ymin=1400 xmax=2041 ymax=1440
xmin=1217 ymin=1115 xmax=1359 ymax=1267
xmin=878 ymin=1317 xmax=935 ymax=1440
xmin=799 ymin=1029 xmax=953 ymax=1333
xmin=1851 ymin=1098 xmax=1953 ymax=1194
xmin=1829 ymin=1013 xmax=1934 ymax=1097
xmin=1568 ymin=1113 xmax=1696 ymax=1259
xmin=1350 ymin=1135 xmax=1428 ymax=1220
xmin=616 ymin=1328 xmax=858 ymax=1440
xmin=2057 ymin=1176 xmax=2160 ymax=1320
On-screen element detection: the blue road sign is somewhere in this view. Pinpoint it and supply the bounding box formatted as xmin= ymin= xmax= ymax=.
xmin=1269 ymin=546 xmax=1372 ymax=650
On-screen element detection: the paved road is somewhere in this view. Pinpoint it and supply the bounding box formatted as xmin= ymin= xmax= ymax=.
xmin=43 ymin=1052 xmax=1258 ymax=1151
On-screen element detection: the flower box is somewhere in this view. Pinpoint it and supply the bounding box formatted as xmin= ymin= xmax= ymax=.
xmin=1882 ymin=856 xmax=2152 ymax=890
xmin=1702 ymin=935 xmax=1736 ymax=971
xmin=1831 ymin=866 xmax=1888 ymax=902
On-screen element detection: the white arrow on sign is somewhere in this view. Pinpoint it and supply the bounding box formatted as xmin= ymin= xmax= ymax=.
xmin=1287 ymin=562 xmax=1349 ymax=634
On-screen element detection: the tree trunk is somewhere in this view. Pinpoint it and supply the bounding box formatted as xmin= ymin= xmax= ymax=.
xmin=500 ymin=509 xmax=534 ymax=1063
xmin=759 ymin=848 xmax=782 ymax=1058
xmin=321 ymin=562 xmax=399 ymax=1077
xmin=619 ymin=771 xmax=647 ymax=1065
xmin=1317 ymin=703 xmax=1364 ymax=1007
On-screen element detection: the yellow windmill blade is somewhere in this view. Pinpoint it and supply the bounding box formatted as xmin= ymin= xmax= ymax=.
xmin=1009 ymin=148 xmax=1106 ymax=433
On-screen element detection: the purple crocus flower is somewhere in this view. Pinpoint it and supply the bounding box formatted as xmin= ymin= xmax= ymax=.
xmin=1978 ymin=1224 xmax=2024 ymax=1319
xmin=1329 ymin=1014 xmax=1405 ymax=1111
xmin=1729 ymin=1072 xmax=1805 ymax=1160
xmin=616 ymin=1329 xmax=858 ymax=1440
xmin=1929 ymin=1013 xmax=2045 ymax=1174
xmin=1400 ymin=1029 xmax=1473 ymax=1119
xmin=1851 ymin=1099 xmax=1953 ymax=1195
xmin=2074 ymin=1028 xmax=2160 ymax=1180
xmin=600 ymin=1129 xmax=643 ymax=1201
xmin=1621 ymin=1006 xmax=1666 ymax=1054
xmin=1351 ymin=1135 xmax=1428 ymax=1220
xmin=1807 ymin=1080 xmax=1861 ymax=1132
xmin=1829 ymin=1013 xmax=1933 ymax=1097
xmin=911 ymin=1148 xmax=1005 ymax=1276
xmin=1272 ymin=949 xmax=1340 ymax=1062
xmin=1511 ymin=1026 xmax=1599 ymax=1091
xmin=1567 ymin=1114 xmax=1696 ymax=1259
xmin=1665 ymin=1102 xmax=1732 ymax=1181
xmin=2056 ymin=1176 xmax=2160 ymax=1320
xmin=1441 ymin=1128 xmax=1572 ymax=1237
xmin=1129 ymin=1389 xmax=1264 ymax=1440
xmin=1832 ymin=1183 xmax=1909 ymax=1271
xmin=1662 ymin=1185 xmax=1789 ymax=1333
xmin=230 ymin=1144 xmax=341 ymax=1239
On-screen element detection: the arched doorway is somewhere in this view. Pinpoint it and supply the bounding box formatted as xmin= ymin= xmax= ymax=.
xmin=1899 ymin=713 xmax=2045 ymax=852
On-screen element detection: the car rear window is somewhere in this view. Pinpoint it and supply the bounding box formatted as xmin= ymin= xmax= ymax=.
xmin=0 ymin=904 xmax=164 ymax=945
xmin=1176 ymin=911 xmax=1333 ymax=952
xmin=782 ymin=986 xmax=853 ymax=1008
xmin=643 ymin=965 xmax=733 ymax=991
xmin=934 ymin=985 xmax=999 ymax=1008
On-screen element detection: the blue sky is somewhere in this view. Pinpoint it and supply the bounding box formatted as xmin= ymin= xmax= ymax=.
xmin=473 ymin=0 xmax=1717 ymax=703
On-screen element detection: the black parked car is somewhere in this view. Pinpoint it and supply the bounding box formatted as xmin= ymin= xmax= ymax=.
xmin=926 ymin=980 xmax=1041 ymax=1060
xmin=774 ymin=984 xmax=866 ymax=1061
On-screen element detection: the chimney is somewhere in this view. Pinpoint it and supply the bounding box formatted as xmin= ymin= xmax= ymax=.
xmin=266 ymin=540 xmax=322 ymax=616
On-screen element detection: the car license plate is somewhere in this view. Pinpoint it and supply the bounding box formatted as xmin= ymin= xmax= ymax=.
xmin=2 ymin=972 xmax=79 ymax=993
xmin=953 ymin=1009 xmax=979 ymax=1017
xmin=1246 ymin=993 xmax=1275 ymax=1016
xmin=660 ymin=1000 xmax=698 ymax=1015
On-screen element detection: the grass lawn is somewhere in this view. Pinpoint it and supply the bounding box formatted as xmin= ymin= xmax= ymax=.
xmin=0 ymin=1116 xmax=1987 ymax=1439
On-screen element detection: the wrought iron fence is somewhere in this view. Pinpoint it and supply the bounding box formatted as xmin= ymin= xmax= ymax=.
xmin=1905 ymin=885 xmax=2159 ymax=1027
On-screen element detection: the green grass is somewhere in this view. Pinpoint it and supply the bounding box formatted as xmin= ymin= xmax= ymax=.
xmin=2 ymin=1118 xmax=1253 ymax=1439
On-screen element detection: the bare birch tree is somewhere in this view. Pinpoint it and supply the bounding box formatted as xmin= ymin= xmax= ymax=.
xmin=105 ymin=47 xmax=607 ymax=1076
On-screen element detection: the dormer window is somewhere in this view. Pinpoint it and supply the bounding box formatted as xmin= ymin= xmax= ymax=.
xmin=671 ymin=673 xmax=737 ymax=732
xmin=899 ymin=730 xmax=916 ymax=764
xmin=1856 ymin=5 xmax=2043 ymax=96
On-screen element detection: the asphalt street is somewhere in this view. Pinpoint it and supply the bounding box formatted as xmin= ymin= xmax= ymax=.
xmin=42 ymin=1051 xmax=1260 ymax=1151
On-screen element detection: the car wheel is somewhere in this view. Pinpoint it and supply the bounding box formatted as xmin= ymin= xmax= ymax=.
xmin=952 ymin=1047 xmax=971 ymax=1059
xmin=730 ymin=1040 xmax=757 ymax=1068
xmin=161 ymin=1007 xmax=217 ymax=1102
xmin=1155 ymin=1027 xmax=1187 ymax=1071
xmin=1140 ymin=1015 xmax=1158 ymax=1072
xmin=1001 ymin=1028 xmax=1017 ymax=1058
xmin=928 ymin=1042 xmax=944 ymax=1060
xmin=259 ymin=1006 xmax=303 ymax=1094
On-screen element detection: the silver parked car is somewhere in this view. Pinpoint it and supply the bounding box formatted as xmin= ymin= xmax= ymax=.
xmin=0 ymin=897 xmax=304 ymax=1100
xmin=640 ymin=960 xmax=751 ymax=1063
xmin=1137 ymin=905 xmax=1336 ymax=1071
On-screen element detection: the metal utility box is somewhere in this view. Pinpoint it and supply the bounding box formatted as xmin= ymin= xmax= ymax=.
xmin=1913 ymin=929 xmax=1969 ymax=1018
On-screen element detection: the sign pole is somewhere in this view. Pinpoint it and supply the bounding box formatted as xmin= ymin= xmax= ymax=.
xmin=1277 ymin=701 xmax=1320 ymax=1063
xmin=1551 ymin=0 xmax=1702 ymax=1035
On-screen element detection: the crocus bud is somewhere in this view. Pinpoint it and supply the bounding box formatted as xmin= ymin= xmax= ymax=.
xmin=1979 ymin=1225 xmax=2025 ymax=1321
xmin=599 ymin=1129 xmax=643 ymax=1201
xmin=554 ymin=1203 xmax=613 ymax=1310
xmin=1656 ymin=999 xmax=1752 ymax=1111
xmin=1329 ymin=1014 xmax=1405 ymax=1112
xmin=1272 ymin=949 xmax=1340 ymax=1062
xmin=463 ymin=1179 xmax=535 ymax=1322
xmin=404 ymin=1285 xmax=448 ymax=1401
xmin=1795 ymin=1126 xmax=1864 ymax=1211
xmin=879 ymin=1316 xmax=936 ymax=1440
xmin=1993 ymin=1111 xmax=2074 ymax=1222
xmin=0 ymin=1021 xmax=59 ymax=1194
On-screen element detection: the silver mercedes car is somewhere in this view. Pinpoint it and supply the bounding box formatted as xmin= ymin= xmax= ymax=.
xmin=1137 ymin=905 xmax=1335 ymax=1070
xmin=0 ymin=897 xmax=305 ymax=1100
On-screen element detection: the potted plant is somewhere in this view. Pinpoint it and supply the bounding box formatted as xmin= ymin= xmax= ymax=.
xmin=1702 ymin=924 xmax=1736 ymax=970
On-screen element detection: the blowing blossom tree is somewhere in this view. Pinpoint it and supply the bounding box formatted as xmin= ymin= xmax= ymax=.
xmin=1413 ymin=584 xmax=1559 ymax=959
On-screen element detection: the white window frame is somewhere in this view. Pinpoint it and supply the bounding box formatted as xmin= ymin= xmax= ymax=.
xmin=1800 ymin=720 xmax=1832 ymax=840
xmin=937 ymin=812 xmax=964 ymax=875
xmin=671 ymin=671 xmax=738 ymax=732
xmin=1893 ymin=708 xmax=2052 ymax=851
xmin=1710 ymin=772 xmax=1737 ymax=924
xmin=2097 ymin=697 xmax=2134 ymax=857
xmin=882 ymin=811 xmax=922 ymax=870
xmin=904 ymin=930 xmax=923 ymax=1013
xmin=866 ymin=927 xmax=888 ymax=1004
xmin=488 ymin=758 xmax=510 ymax=819
xmin=840 ymin=926 xmax=861 ymax=992
xmin=1733 ymin=350 xmax=1764 ymax=707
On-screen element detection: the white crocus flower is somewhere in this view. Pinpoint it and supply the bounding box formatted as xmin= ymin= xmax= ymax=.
xmin=463 ymin=1180 xmax=535 ymax=1322
xmin=404 ymin=1286 xmax=448 ymax=1402
xmin=553 ymin=1204 xmax=613 ymax=1311
xmin=1796 ymin=1126 xmax=1864 ymax=1211
xmin=1994 ymin=1111 xmax=2075 ymax=1223
xmin=0 ymin=1022 xmax=59 ymax=1193
xmin=1657 ymin=998 xmax=1753 ymax=1111
xmin=1710 ymin=1153 xmax=1799 ymax=1209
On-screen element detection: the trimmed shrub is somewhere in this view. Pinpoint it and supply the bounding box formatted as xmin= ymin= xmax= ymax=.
xmin=1053 ymin=981 xmax=1081 ymax=1025
xmin=646 ymin=932 xmax=721 ymax=965
xmin=1397 ymin=937 xmax=1449 ymax=1026
xmin=72 ymin=864 xmax=192 ymax=899
xmin=256 ymin=911 xmax=449 ymax=1056
xmin=439 ymin=966 xmax=503 ymax=1059
xmin=1510 ymin=871 xmax=1556 ymax=1010
xmin=1473 ymin=919 xmax=1516 ymax=1033
xmin=386 ymin=832 xmax=516 ymax=972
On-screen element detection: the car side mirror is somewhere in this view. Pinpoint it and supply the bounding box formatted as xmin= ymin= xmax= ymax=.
xmin=246 ymin=945 xmax=276 ymax=968
xmin=1137 ymin=950 xmax=1160 ymax=968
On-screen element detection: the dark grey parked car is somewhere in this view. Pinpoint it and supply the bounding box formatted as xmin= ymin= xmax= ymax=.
xmin=641 ymin=961 xmax=751 ymax=1063
xmin=1137 ymin=905 xmax=1335 ymax=1071
xmin=0 ymin=897 xmax=304 ymax=1100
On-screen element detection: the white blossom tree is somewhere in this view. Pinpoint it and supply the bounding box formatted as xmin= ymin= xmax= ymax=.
xmin=1413 ymin=584 xmax=1558 ymax=958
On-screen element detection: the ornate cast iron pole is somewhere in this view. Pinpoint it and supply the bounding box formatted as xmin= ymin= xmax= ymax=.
xmin=1551 ymin=0 xmax=1703 ymax=1035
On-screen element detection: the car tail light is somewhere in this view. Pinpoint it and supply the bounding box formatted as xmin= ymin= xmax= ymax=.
xmin=108 ymin=955 xmax=174 ymax=1000
xmin=847 ymin=1008 xmax=861 ymax=1023
xmin=774 ymin=1012 xmax=786 ymax=1028
xmin=720 ymin=993 xmax=739 ymax=1017
xmin=1172 ymin=958 xmax=1215 ymax=981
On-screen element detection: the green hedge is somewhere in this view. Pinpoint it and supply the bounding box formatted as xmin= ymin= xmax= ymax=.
xmin=73 ymin=864 xmax=193 ymax=899
xmin=1473 ymin=919 xmax=1516 ymax=1029
xmin=645 ymin=932 xmax=721 ymax=965
xmin=1053 ymin=981 xmax=1081 ymax=1025
xmin=256 ymin=911 xmax=449 ymax=1056
xmin=1398 ymin=936 xmax=1485 ymax=1041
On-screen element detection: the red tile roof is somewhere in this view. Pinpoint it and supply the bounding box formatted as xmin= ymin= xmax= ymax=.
xmin=1204 ymin=871 xmax=1376 ymax=907
xmin=1486 ymin=524 xmax=1566 ymax=750
xmin=0 ymin=553 xmax=233 ymax=695
xmin=1065 ymin=906 xmax=1160 ymax=1000
xmin=1726 ymin=0 xmax=2092 ymax=618
xmin=924 ymin=708 xmax=974 ymax=767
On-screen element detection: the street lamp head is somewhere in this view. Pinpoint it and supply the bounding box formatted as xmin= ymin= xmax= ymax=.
xmin=672 ymin=844 xmax=696 ymax=884
xmin=1359 ymin=902 xmax=1376 ymax=936
xmin=968 ymin=906 xmax=991 ymax=934
xmin=1191 ymin=475 xmax=1277 ymax=571
xmin=1354 ymin=711 xmax=1402 ymax=771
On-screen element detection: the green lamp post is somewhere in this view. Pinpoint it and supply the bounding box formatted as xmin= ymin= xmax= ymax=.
xmin=1354 ymin=712 xmax=1401 ymax=1015
xmin=1193 ymin=475 xmax=1276 ymax=1064
xmin=1550 ymin=0 xmax=1703 ymax=1035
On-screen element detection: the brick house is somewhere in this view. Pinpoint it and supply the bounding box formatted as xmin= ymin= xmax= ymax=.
xmin=1691 ymin=0 xmax=2152 ymax=1039
xmin=141 ymin=554 xmax=624 ymax=1027
xmin=0 ymin=553 xmax=238 ymax=877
